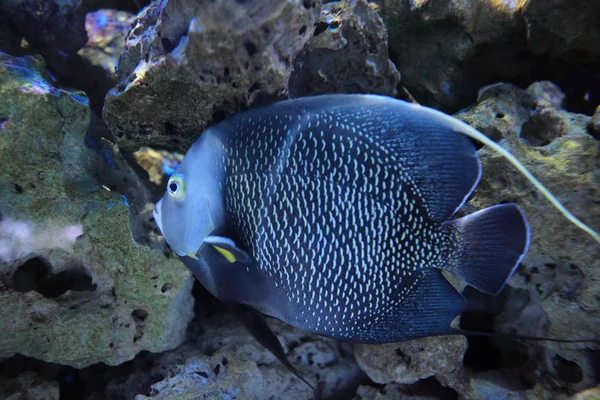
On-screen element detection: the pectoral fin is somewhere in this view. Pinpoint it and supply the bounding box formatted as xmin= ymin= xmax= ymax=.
xmin=204 ymin=236 xmax=250 ymax=264
xmin=228 ymin=304 xmax=316 ymax=393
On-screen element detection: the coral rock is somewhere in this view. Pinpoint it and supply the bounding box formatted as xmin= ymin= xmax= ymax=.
xmin=289 ymin=0 xmax=400 ymax=98
xmin=0 ymin=52 xmax=194 ymax=368
xmin=378 ymin=0 xmax=600 ymax=112
xmin=102 ymin=311 xmax=363 ymax=399
xmin=354 ymin=384 xmax=438 ymax=400
xmin=78 ymin=9 xmax=136 ymax=82
xmin=523 ymin=0 xmax=600 ymax=57
xmin=354 ymin=336 xmax=467 ymax=390
xmin=379 ymin=0 xmax=524 ymax=111
xmin=456 ymin=81 xmax=600 ymax=395
xmin=0 ymin=0 xmax=88 ymax=53
xmin=0 ymin=371 xmax=60 ymax=400
xmin=103 ymin=0 xmax=321 ymax=152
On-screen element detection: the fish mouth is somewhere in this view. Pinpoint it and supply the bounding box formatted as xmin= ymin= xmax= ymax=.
xmin=153 ymin=199 xmax=201 ymax=259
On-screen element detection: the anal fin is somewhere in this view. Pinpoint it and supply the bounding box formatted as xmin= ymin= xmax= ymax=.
xmin=365 ymin=269 xmax=466 ymax=343
xmin=228 ymin=304 xmax=316 ymax=393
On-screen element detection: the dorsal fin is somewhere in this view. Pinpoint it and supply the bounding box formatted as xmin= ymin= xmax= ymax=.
xmin=275 ymin=94 xmax=600 ymax=243
xmin=279 ymin=94 xmax=482 ymax=223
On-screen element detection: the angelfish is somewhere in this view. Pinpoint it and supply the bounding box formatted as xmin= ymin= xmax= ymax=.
xmin=153 ymin=95 xmax=599 ymax=387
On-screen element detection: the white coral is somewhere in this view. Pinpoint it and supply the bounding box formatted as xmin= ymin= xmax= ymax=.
xmin=0 ymin=218 xmax=84 ymax=263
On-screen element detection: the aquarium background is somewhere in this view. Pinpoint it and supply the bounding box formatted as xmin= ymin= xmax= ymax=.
xmin=0 ymin=0 xmax=599 ymax=399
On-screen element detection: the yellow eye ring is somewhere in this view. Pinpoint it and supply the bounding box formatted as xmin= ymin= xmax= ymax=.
xmin=167 ymin=174 xmax=186 ymax=201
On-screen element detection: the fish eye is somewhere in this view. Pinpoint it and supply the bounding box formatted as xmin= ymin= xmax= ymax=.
xmin=167 ymin=174 xmax=186 ymax=201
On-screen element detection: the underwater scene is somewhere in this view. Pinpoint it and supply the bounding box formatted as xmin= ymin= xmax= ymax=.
xmin=1 ymin=0 xmax=599 ymax=399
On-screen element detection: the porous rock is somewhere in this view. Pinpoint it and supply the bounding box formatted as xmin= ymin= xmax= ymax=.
xmin=589 ymin=105 xmax=600 ymax=140
xmin=378 ymin=0 xmax=524 ymax=111
xmin=100 ymin=310 xmax=363 ymax=399
xmin=354 ymin=384 xmax=438 ymax=400
xmin=103 ymin=0 xmax=321 ymax=152
xmin=81 ymin=0 xmax=149 ymax=13
xmin=0 ymin=371 xmax=60 ymax=400
xmin=354 ymin=336 xmax=467 ymax=391
xmin=377 ymin=0 xmax=600 ymax=112
xmin=289 ymin=0 xmax=400 ymax=98
xmin=572 ymin=385 xmax=600 ymax=400
xmin=455 ymin=81 xmax=600 ymax=396
xmin=465 ymin=373 xmax=525 ymax=400
xmin=0 ymin=0 xmax=88 ymax=53
xmin=0 ymin=52 xmax=194 ymax=368
xmin=353 ymin=81 xmax=598 ymax=398
xmin=523 ymin=0 xmax=600 ymax=57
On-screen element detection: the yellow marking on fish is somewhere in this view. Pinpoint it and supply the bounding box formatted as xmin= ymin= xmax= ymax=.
xmin=141 ymin=202 xmax=155 ymax=213
xmin=100 ymin=137 xmax=120 ymax=153
xmin=186 ymin=252 xmax=199 ymax=260
xmin=213 ymin=246 xmax=236 ymax=263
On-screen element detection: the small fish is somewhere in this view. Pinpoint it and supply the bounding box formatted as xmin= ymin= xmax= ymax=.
xmin=153 ymin=94 xmax=599 ymax=386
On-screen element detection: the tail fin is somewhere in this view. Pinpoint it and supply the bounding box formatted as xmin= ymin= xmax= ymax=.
xmin=443 ymin=204 xmax=530 ymax=295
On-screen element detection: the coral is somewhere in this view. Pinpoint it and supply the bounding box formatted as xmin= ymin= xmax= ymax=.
xmin=465 ymin=373 xmax=526 ymax=400
xmin=0 ymin=218 xmax=83 ymax=263
xmin=0 ymin=52 xmax=194 ymax=367
xmin=55 ymin=9 xmax=136 ymax=113
xmin=103 ymin=0 xmax=321 ymax=152
xmin=289 ymin=0 xmax=400 ymax=98
xmin=78 ymin=10 xmax=136 ymax=81
xmin=378 ymin=0 xmax=524 ymax=111
xmin=133 ymin=147 xmax=183 ymax=186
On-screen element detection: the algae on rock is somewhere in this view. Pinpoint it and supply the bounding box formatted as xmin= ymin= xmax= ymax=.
xmin=0 ymin=51 xmax=194 ymax=368
xmin=456 ymin=81 xmax=600 ymax=396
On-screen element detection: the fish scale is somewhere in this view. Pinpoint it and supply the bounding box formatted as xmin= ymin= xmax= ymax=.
xmin=217 ymin=109 xmax=450 ymax=340
xmin=155 ymin=94 xmax=531 ymax=345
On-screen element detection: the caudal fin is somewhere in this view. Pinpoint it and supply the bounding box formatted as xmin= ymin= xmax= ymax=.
xmin=443 ymin=204 xmax=530 ymax=295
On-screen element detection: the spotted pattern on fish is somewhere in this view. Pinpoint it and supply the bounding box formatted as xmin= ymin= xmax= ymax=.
xmin=215 ymin=108 xmax=456 ymax=339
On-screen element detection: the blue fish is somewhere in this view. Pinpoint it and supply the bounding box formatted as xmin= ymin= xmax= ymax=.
xmin=152 ymin=94 xmax=599 ymax=387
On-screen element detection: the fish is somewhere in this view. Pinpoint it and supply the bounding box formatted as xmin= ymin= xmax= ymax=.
xmin=153 ymin=94 xmax=600 ymax=387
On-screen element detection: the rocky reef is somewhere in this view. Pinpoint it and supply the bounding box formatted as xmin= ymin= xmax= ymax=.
xmin=0 ymin=51 xmax=194 ymax=368
xmin=0 ymin=0 xmax=599 ymax=399
xmin=103 ymin=0 xmax=320 ymax=152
